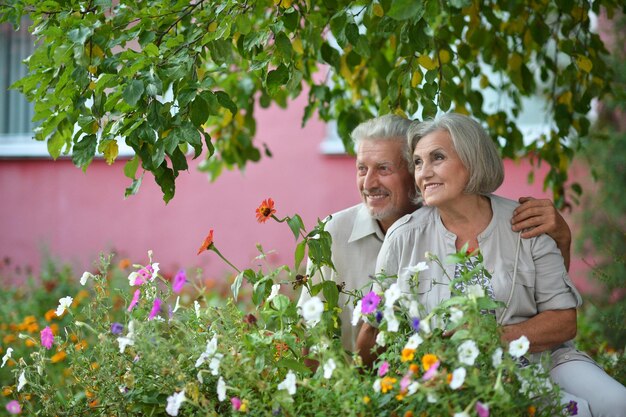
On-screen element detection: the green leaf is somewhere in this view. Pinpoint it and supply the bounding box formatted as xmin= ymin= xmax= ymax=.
xmin=266 ymin=64 xmax=290 ymax=95
xmin=215 ymin=91 xmax=237 ymax=115
xmin=72 ymin=134 xmax=98 ymax=171
xmin=286 ymin=214 xmax=304 ymax=240
xmin=154 ymin=163 xmax=176 ymax=203
xmin=388 ymin=0 xmax=425 ymax=21
xmin=190 ymin=95 xmax=209 ymax=127
xmin=67 ymin=26 xmax=93 ymax=44
xmin=124 ymin=176 xmax=143 ymax=198
xmin=275 ymin=358 xmax=311 ymax=376
xmin=123 ymin=80 xmax=144 ymax=106
xmin=272 ymin=294 xmax=290 ymax=312
xmin=294 ymin=240 xmax=306 ymax=272
xmin=124 ymin=156 xmax=140 ymax=179
xmin=321 ymin=280 xmax=339 ymax=310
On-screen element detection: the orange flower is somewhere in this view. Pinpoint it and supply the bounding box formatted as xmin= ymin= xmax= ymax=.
xmin=381 ymin=376 xmax=397 ymax=393
xmin=527 ymin=405 xmax=537 ymax=417
xmin=255 ymin=198 xmax=276 ymax=223
xmin=25 ymin=338 xmax=37 ymax=347
xmin=401 ymin=348 xmax=415 ymax=362
xmin=421 ymin=353 xmax=439 ymax=371
xmin=409 ymin=363 xmax=420 ymax=375
xmin=404 ymin=412 xmax=414 ymax=417
xmin=197 ymin=230 xmax=214 ymax=255
xmin=44 ymin=309 xmax=57 ymax=322
xmin=118 ymin=258 xmax=131 ymax=269
xmin=51 ymin=350 xmax=67 ymax=363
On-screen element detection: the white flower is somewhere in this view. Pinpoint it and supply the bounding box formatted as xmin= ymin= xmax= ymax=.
xmin=383 ymin=307 xmax=399 ymax=332
xmin=449 ymin=367 xmax=466 ymax=390
xmin=194 ymin=301 xmax=201 ymax=318
xmin=457 ymin=340 xmax=480 ymax=366
xmin=407 ymin=381 xmax=420 ymax=395
xmin=372 ymin=378 xmax=382 ymax=393
xmin=404 ymin=333 xmax=423 ymax=350
xmin=323 ymin=358 xmax=336 ymax=379
xmin=277 ymin=370 xmax=297 ymax=395
xmin=150 ymin=263 xmax=160 ymax=281
xmin=404 ymin=262 xmax=429 ymax=274
xmin=427 ymin=392 xmax=438 ymax=403
xmin=492 ymin=347 xmax=503 ymax=368
xmin=467 ymin=284 xmax=485 ymax=298
xmin=17 ymin=370 xmax=26 ymax=392
xmin=407 ymin=300 xmax=420 ymax=318
xmin=56 ymin=296 xmax=73 ymax=316
xmin=448 ymin=307 xmax=464 ymax=324
xmin=197 ymin=371 xmax=203 ymax=384
xmin=267 ymin=284 xmax=281 ymax=302
xmin=128 ymin=271 xmax=140 ymax=286
xmin=165 ymin=390 xmax=185 ymax=416
xmin=80 ymin=271 xmax=94 ymax=286
xmin=384 ymin=283 xmax=402 ymax=308
xmin=420 ymin=317 xmax=431 ymax=335
xmin=1 ymin=347 xmax=13 ymax=367
xmin=509 ymin=335 xmax=530 ymax=358
xmin=351 ymin=300 xmax=362 ymax=326
xmin=117 ymin=321 xmax=135 ymax=353
xmin=309 ymin=341 xmax=329 ymax=354
xmin=300 ymin=297 xmax=324 ymax=327
xmin=375 ymin=331 xmax=387 ymax=347
xmin=196 ymin=336 xmax=218 ymax=368
xmin=454 ymin=413 xmax=470 ymax=417
xmin=172 ymin=296 xmax=181 ymax=313
xmin=217 ymin=376 xmax=226 ymax=401
xmin=209 ymin=354 xmax=223 ymax=376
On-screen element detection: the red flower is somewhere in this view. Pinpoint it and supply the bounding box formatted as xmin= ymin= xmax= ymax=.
xmin=255 ymin=198 xmax=276 ymax=223
xmin=197 ymin=230 xmax=214 ymax=255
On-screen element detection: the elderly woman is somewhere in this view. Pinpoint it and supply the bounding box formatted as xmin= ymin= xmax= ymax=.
xmin=356 ymin=113 xmax=626 ymax=417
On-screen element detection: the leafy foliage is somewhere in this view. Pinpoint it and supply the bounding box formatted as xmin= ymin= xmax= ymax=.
xmin=0 ymin=0 xmax=624 ymax=202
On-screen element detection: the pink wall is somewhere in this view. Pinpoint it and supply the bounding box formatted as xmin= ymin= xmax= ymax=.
xmin=0 ymin=96 xmax=594 ymax=292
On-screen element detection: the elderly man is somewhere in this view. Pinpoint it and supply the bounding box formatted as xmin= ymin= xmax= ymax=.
xmin=298 ymin=114 xmax=572 ymax=351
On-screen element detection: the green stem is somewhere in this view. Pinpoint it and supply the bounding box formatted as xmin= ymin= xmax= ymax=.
xmin=211 ymin=246 xmax=241 ymax=273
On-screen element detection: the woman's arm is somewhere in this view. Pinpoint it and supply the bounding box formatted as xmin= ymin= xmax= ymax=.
xmin=500 ymin=309 xmax=577 ymax=353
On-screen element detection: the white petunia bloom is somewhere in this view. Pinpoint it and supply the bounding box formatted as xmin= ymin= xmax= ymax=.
xmin=300 ymin=297 xmax=324 ymax=327
xmin=217 ymin=376 xmax=226 ymax=401
xmin=208 ymin=354 xmax=223 ymax=376
xmin=427 ymin=392 xmax=438 ymax=403
xmin=267 ymin=284 xmax=281 ymax=302
xmin=384 ymin=283 xmax=402 ymax=308
xmin=323 ymin=358 xmax=336 ymax=379
xmin=454 ymin=412 xmax=470 ymax=417
xmin=195 ymin=335 xmax=219 ymax=368
xmin=404 ymin=333 xmax=423 ymax=350
xmin=420 ymin=317 xmax=431 ymax=335
xmin=117 ymin=320 xmax=135 ymax=353
xmin=128 ymin=271 xmax=140 ymax=286
xmin=165 ymin=390 xmax=185 ymax=416
xmin=194 ymin=300 xmax=201 ymax=318
xmin=1 ymin=347 xmax=13 ymax=367
xmin=448 ymin=307 xmax=464 ymax=324
xmin=492 ymin=347 xmax=503 ymax=368
xmin=449 ymin=367 xmax=466 ymax=390
xmin=509 ymin=335 xmax=530 ymax=358
xmin=277 ymin=370 xmax=297 ymax=395
xmin=80 ymin=271 xmax=94 ymax=286
xmin=407 ymin=300 xmax=420 ymax=318
xmin=467 ymin=284 xmax=485 ymax=298
xmin=383 ymin=307 xmax=399 ymax=332
xmin=372 ymin=378 xmax=382 ymax=393
xmin=375 ymin=331 xmax=387 ymax=347
xmin=351 ymin=300 xmax=362 ymax=326
xmin=404 ymin=262 xmax=429 ymax=274
xmin=407 ymin=381 xmax=420 ymax=395
xmin=150 ymin=263 xmax=160 ymax=281
xmin=458 ymin=340 xmax=480 ymax=366
xmin=56 ymin=296 xmax=73 ymax=316
xmin=17 ymin=370 xmax=26 ymax=392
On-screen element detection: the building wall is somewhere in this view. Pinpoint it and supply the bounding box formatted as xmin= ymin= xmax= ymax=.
xmin=0 ymin=95 xmax=594 ymax=292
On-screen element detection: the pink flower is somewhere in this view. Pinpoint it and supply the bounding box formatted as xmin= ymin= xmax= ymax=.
xmin=476 ymin=401 xmax=490 ymax=417
xmin=6 ymin=400 xmax=21 ymax=414
xmin=128 ymin=289 xmax=141 ymax=312
xmin=40 ymin=326 xmax=54 ymax=349
xmin=148 ymin=298 xmax=162 ymax=320
xmin=172 ymin=269 xmax=186 ymax=294
xmin=378 ymin=361 xmax=389 ymax=377
xmin=361 ymin=291 xmax=381 ymax=314
xmin=230 ymin=397 xmax=242 ymax=411
xmin=422 ymin=360 xmax=440 ymax=381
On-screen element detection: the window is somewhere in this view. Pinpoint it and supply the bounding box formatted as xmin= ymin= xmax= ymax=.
xmin=0 ymin=19 xmax=44 ymax=157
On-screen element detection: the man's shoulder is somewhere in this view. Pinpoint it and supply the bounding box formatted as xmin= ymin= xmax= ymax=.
xmin=324 ymin=204 xmax=365 ymax=227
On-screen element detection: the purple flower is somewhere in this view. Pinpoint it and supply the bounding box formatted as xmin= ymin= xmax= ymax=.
xmin=375 ymin=310 xmax=383 ymax=323
xmin=411 ymin=317 xmax=420 ymax=332
xmin=6 ymin=400 xmax=21 ymax=414
xmin=110 ymin=322 xmax=124 ymax=335
xmin=361 ymin=291 xmax=381 ymax=314
xmin=173 ymin=269 xmax=186 ymax=293
xmin=128 ymin=289 xmax=140 ymax=312
xmin=40 ymin=326 xmax=54 ymax=349
xmin=378 ymin=361 xmax=389 ymax=377
xmin=476 ymin=401 xmax=490 ymax=417
xmin=148 ymin=298 xmax=162 ymax=320
xmin=566 ymin=400 xmax=578 ymax=416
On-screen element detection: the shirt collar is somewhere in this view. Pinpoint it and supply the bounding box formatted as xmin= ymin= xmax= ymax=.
xmin=348 ymin=204 xmax=385 ymax=243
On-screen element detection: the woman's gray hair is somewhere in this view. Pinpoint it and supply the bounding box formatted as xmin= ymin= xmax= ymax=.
xmin=407 ymin=113 xmax=504 ymax=195
xmin=350 ymin=114 xmax=413 ymax=172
